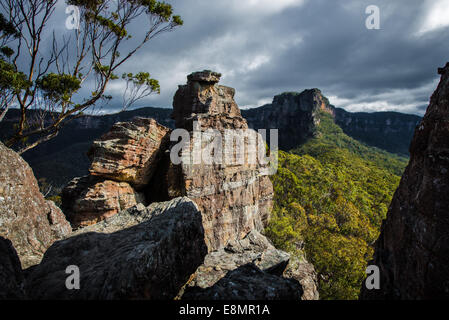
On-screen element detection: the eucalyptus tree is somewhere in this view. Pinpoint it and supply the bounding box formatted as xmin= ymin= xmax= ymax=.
xmin=0 ymin=0 xmax=182 ymax=154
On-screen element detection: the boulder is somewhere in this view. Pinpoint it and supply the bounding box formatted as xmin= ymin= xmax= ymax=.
xmin=0 ymin=142 xmax=71 ymax=268
xmin=179 ymin=230 xmax=319 ymax=300
xmin=61 ymin=117 xmax=170 ymax=227
xmin=0 ymin=236 xmax=26 ymax=299
xmin=61 ymin=175 xmax=145 ymax=228
xmin=26 ymin=197 xmax=208 ymax=299
xmin=360 ymin=62 xmax=449 ymax=299
xmin=88 ymin=117 xmax=170 ymax=188
xmin=181 ymin=264 xmax=303 ymax=300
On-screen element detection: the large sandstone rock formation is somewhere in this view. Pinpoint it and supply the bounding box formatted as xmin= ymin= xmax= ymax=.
xmin=62 ymin=117 xmax=170 ymax=227
xmin=0 ymin=237 xmax=26 ymax=299
xmin=360 ymin=63 xmax=449 ymax=299
xmin=0 ymin=142 xmax=71 ymax=268
xmin=88 ymin=117 xmax=170 ymax=188
xmin=26 ymin=197 xmax=208 ymax=300
xmin=167 ymin=70 xmax=274 ymax=251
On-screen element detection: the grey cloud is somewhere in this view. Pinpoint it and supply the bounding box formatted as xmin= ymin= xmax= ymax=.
xmin=12 ymin=0 xmax=449 ymax=115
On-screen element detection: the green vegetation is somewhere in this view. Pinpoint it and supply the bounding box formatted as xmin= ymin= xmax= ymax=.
xmin=265 ymin=112 xmax=407 ymax=300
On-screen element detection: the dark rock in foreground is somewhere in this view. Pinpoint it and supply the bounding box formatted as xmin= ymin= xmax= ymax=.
xmin=182 ymin=264 xmax=303 ymax=300
xmin=26 ymin=197 xmax=207 ymax=300
xmin=360 ymin=63 xmax=449 ymax=299
xmin=0 ymin=237 xmax=26 ymax=300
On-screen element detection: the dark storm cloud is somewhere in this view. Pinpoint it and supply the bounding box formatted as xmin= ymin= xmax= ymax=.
xmin=16 ymin=0 xmax=449 ymax=115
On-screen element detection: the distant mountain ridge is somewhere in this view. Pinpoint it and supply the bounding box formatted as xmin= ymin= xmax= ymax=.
xmin=0 ymin=90 xmax=421 ymax=187
xmin=333 ymin=108 xmax=422 ymax=156
xmin=242 ymin=89 xmax=422 ymax=155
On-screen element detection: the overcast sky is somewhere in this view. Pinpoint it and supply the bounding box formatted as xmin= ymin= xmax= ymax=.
xmin=32 ymin=0 xmax=449 ymax=115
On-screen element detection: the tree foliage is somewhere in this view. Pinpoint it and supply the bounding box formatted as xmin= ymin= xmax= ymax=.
xmin=0 ymin=0 xmax=182 ymax=153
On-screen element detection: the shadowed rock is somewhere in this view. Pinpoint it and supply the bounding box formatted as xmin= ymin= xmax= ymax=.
xmin=0 ymin=237 xmax=26 ymax=299
xmin=25 ymin=197 xmax=207 ymax=300
xmin=178 ymin=230 xmax=318 ymax=300
xmin=181 ymin=264 xmax=303 ymax=300
xmin=360 ymin=62 xmax=449 ymax=299
xmin=242 ymin=89 xmax=335 ymax=150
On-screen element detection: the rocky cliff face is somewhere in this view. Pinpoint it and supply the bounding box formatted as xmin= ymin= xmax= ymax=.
xmin=334 ymin=109 xmax=421 ymax=156
xmin=360 ymin=63 xmax=449 ymax=299
xmin=167 ymin=70 xmax=274 ymax=251
xmin=62 ymin=176 xmax=145 ymax=227
xmin=0 ymin=142 xmax=71 ymax=268
xmin=88 ymin=117 xmax=170 ymax=188
xmin=243 ymin=89 xmax=335 ymax=150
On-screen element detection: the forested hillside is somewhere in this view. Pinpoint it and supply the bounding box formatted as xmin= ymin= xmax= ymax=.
xmin=266 ymin=112 xmax=407 ymax=299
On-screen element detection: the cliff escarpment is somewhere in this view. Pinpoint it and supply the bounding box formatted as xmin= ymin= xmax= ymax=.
xmin=242 ymin=89 xmax=420 ymax=155
xmin=360 ymin=63 xmax=449 ymax=299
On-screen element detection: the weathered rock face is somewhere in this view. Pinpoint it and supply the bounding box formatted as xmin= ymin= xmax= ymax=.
xmin=88 ymin=117 xmax=170 ymax=188
xmin=172 ymin=70 xmax=241 ymax=129
xmin=360 ymin=63 xmax=449 ymax=300
xmin=167 ymin=71 xmax=274 ymax=251
xmin=61 ymin=176 xmax=145 ymax=228
xmin=0 ymin=142 xmax=71 ymax=268
xmin=26 ymin=197 xmax=208 ymax=300
xmin=242 ymin=89 xmax=335 ymax=150
xmin=62 ymin=117 xmax=169 ymax=227
xmin=0 ymin=237 xmax=26 ymax=299
xmin=179 ymin=230 xmax=318 ymax=300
